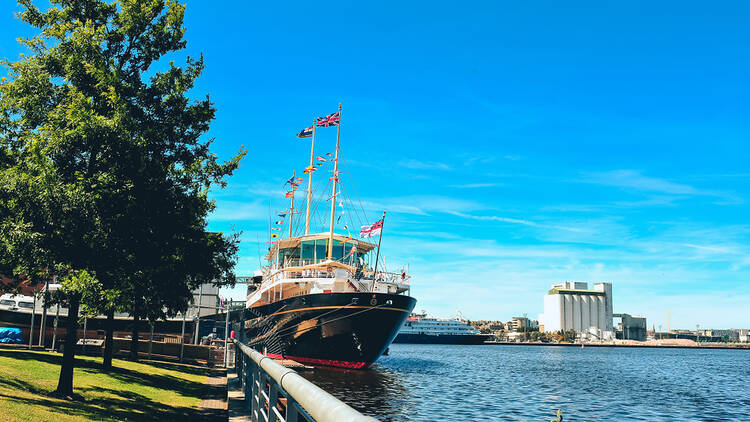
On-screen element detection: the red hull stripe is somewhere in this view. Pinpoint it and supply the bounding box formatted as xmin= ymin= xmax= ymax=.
xmin=264 ymin=352 xmax=370 ymax=369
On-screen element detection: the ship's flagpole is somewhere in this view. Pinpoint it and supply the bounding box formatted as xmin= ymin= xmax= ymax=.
xmin=267 ymin=199 xmax=271 ymax=247
xmin=304 ymin=120 xmax=316 ymax=235
xmin=326 ymin=103 xmax=342 ymax=260
xmin=289 ymin=170 xmax=296 ymax=238
xmin=373 ymin=210 xmax=386 ymax=280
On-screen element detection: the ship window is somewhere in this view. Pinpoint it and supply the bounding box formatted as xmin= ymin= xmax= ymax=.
xmin=278 ymin=247 xmax=300 ymax=264
xmin=332 ymin=243 xmax=343 ymax=260
xmin=314 ymin=239 xmax=327 ymax=260
xmin=18 ymin=302 xmax=34 ymax=309
xmin=301 ymin=241 xmax=314 ymax=260
xmin=0 ymin=299 xmax=14 ymax=306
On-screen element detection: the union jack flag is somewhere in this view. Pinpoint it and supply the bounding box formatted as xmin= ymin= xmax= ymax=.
xmin=316 ymin=111 xmax=340 ymax=127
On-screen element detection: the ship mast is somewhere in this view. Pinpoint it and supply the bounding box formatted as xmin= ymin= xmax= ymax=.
xmin=304 ymin=120 xmax=316 ymax=235
xmin=289 ymin=170 xmax=296 ymax=238
xmin=326 ymin=103 xmax=342 ymax=260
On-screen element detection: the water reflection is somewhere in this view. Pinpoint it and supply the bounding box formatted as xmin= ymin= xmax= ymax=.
xmin=299 ymin=344 xmax=750 ymax=421
xmin=301 ymin=360 xmax=418 ymax=421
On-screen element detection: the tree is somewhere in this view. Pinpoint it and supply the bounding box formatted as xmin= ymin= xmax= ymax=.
xmin=0 ymin=0 xmax=245 ymax=395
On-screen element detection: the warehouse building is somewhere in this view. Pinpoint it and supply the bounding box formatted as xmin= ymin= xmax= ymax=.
xmin=614 ymin=313 xmax=647 ymax=341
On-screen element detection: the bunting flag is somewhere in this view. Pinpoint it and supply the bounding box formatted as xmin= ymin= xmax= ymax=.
xmin=338 ymin=236 xmax=352 ymax=245
xmin=326 ymin=192 xmax=338 ymax=201
xmin=316 ymin=111 xmax=340 ymax=127
xmin=275 ymin=220 xmax=284 ymax=225
xmin=360 ymin=218 xmax=383 ymax=238
xmin=278 ymin=213 xmax=286 ymax=217
xmin=285 ymin=191 xmax=293 ymax=198
xmin=271 ymin=234 xmax=279 ymax=239
xmin=349 ymin=244 xmax=357 ymax=256
xmin=271 ymin=227 xmax=281 ymax=231
xmin=297 ymin=125 xmax=313 ymax=138
xmin=328 ymin=158 xmax=338 ymax=163
xmin=304 ymin=166 xmax=316 ymax=173
xmin=284 ymin=176 xmax=295 ymax=186
xmin=325 ymin=152 xmax=333 ymax=156
xmin=337 ymin=201 xmax=345 ymax=223
xmin=296 ymin=177 xmax=305 ymax=181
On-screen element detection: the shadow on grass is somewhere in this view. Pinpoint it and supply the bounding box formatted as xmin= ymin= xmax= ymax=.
xmin=143 ymin=360 xmax=211 ymax=377
xmin=0 ymin=390 xmax=219 ymax=422
xmin=3 ymin=350 xmax=208 ymax=399
xmin=0 ymin=376 xmax=45 ymax=395
xmin=0 ymin=350 xmax=218 ymax=421
xmin=1 ymin=350 xmax=100 ymax=371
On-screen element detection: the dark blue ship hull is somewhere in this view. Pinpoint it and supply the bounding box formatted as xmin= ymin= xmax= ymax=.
xmin=243 ymin=292 xmax=416 ymax=369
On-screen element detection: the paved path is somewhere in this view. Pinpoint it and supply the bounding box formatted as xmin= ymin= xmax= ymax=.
xmin=197 ymin=368 xmax=228 ymax=421
xmin=227 ymin=367 xmax=252 ymax=422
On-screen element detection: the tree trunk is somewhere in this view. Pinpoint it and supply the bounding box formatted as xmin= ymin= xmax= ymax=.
xmin=102 ymin=309 xmax=114 ymax=371
xmin=55 ymin=295 xmax=80 ymax=396
xmin=130 ymin=308 xmax=139 ymax=361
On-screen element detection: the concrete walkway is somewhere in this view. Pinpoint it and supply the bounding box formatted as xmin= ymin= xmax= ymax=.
xmin=197 ymin=368 xmax=228 ymax=421
xmin=227 ymin=367 xmax=251 ymax=422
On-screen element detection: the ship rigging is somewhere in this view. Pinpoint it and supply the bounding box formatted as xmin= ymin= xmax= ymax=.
xmin=243 ymin=104 xmax=416 ymax=369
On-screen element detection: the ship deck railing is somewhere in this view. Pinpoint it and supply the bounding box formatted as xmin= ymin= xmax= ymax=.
xmin=268 ymin=260 xmax=411 ymax=287
xmin=232 ymin=339 xmax=378 ymax=422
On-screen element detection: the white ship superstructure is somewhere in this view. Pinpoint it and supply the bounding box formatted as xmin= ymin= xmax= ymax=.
xmin=393 ymin=313 xmax=490 ymax=344
xmin=400 ymin=314 xmax=480 ymax=336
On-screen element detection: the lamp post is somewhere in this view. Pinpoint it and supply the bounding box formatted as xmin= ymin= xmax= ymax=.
xmin=696 ymin=324 xmax=700 ymax=344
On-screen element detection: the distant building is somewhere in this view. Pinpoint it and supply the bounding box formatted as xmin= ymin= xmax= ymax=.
xmin=739 ymin=329 xmax=749 ymax=343
xmin=539 ymin=282 xmax=614 ymax=340
xmin=614 ymin=313 xmax=647 ymax=341
xmin=511 ymin=316 xmax=530 ymax=331
xmin=706 ymin=329 xmax=740 ymax=342
xmin=191 ymin=283 xmax=220 ymax=318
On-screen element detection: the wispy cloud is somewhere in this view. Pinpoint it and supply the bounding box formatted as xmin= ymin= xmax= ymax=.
xmin=583 ymin=170 xmax=737 ymax=200
xmin=447 ymin=183 xmax=498 ymax=189
xmin=448 ymin=211 xmax=584 ymax=232
xmin=584 ymin=170 xmax=701 ymax=194
xmin=397 ymin=159 xmax=452 ymax=171
xmin=679 ymin=243 xmax=737 ymax=254
xmin=361 ymin=195 xmax=484 ymax=216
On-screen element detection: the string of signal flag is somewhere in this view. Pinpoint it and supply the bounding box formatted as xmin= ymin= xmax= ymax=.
xmin=270 ymin=110 xmax=340 ymax=241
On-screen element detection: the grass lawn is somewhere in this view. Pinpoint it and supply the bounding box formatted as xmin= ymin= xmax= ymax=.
xmin=0 ymin=348 xmax=213 ymax=422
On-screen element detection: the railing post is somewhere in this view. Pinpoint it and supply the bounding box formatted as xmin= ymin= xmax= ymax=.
xmin=268 ymin=382 xmax=279 ymax=422
xmin=250 ymin=359 xmax=259 ymax=421
xmin=286 ymin=398 xmax=300 ymax=422
xmin=251 ymin=356 xmax=257 ymax=421
xmin=231 ymin=339 xmax=378 ymax=422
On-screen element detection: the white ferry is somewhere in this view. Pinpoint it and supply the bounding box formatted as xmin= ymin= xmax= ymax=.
xmin=393 ymin=313 xmax=491 ymax=344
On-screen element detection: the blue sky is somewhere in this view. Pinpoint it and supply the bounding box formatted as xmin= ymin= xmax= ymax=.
xmin=2 ymin=2 xmax=749 ymax=329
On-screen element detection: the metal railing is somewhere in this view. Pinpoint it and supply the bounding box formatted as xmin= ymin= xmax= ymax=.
xmin=233 ymin=339 xmax=378 ymax=422
xmin=266 ymin=263 xmax=411 ymax=287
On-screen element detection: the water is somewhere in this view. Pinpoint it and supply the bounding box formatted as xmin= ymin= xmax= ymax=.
xmin=299 ymin=344 xmax=750 ymax=421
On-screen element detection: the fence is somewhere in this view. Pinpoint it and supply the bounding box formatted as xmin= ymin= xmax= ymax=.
xmin=233 ymin=339 xmax=378 ymax=422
